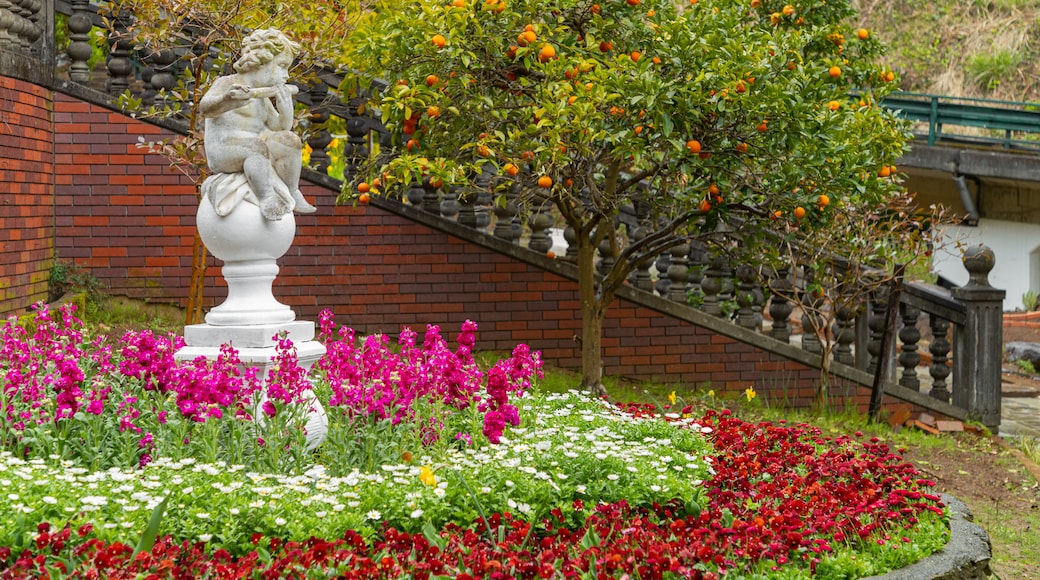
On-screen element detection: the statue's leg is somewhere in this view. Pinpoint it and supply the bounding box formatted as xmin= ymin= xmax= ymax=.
xmin=244 ymin=153 xmax=291 ymax=220
xmin=269 ymin=131 xmax=315 ymax=213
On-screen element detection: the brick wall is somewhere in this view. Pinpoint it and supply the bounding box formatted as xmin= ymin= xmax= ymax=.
xmin=38 ymin=92 xmax=892 ymax=410
xmin=0 ymin=76 xmax=54 ymax=314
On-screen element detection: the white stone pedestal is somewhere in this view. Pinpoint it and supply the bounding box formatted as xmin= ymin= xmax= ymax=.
xmin=176 ymin=321 xmax=329 ymax=451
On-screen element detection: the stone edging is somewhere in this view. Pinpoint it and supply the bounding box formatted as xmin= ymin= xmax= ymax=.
xmin=865 ymin=494 xmax=991 ymax=579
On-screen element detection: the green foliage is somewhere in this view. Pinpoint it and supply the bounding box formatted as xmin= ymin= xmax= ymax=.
xmin=346 ymin=0 xmax=918 ymax=391
xmin=967 ymin=49 xmax=1024 ymax=91
xmin=48 ymin=260 xmax=105 ymax=307
xmin=1015 ymin=358 xmax=1037 ymax=375
xmin=1022 ymin=289 xmax=1039 ymax=311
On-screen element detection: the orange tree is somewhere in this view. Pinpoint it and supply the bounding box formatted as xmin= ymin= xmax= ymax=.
xmin=344 ymin=0 xmax=913 ymax=395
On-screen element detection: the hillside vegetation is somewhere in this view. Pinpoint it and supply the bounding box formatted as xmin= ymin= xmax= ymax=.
xmin=853 ymin=0 xmax=1040 ymax=102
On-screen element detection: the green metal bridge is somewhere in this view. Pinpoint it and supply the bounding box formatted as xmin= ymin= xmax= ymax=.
xmin=879 ymin=92 xmax=1040 ymax=153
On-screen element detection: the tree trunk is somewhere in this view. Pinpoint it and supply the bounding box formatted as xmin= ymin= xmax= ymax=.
xmin=813 ymin=342 xmax=833 ymax=414
xmin=576 ymin=232 xmax=608 ymax=397
xmin=185 ymin=230 xmax=207 ymax=326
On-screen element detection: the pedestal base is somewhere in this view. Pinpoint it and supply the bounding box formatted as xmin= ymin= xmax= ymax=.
xmin=176 ymin=322 xmax=328 ymax=451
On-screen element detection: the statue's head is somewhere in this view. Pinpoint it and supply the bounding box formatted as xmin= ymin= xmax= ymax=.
xmin=233 ymin=29 xmax=300 ymax=73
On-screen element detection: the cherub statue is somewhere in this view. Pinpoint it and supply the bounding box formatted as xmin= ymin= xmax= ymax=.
xmin=200 ymin=29 xmax=316 ymax=220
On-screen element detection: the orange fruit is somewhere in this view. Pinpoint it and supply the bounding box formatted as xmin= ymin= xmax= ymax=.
xmin=857 ymin=28 xmax=869 ymax=40
xmin=590 ymin=3 xmax=601 ymax=14
xmin=884 ymin=70 xmax=895 ymax=82
xmin=828 ymin=100 xmax=840 ymax=111
xmin=402 ymin=123 xmax=416 ymax=135
xmin=782 ymin=4 xmax=795 ymax=15
xmin=429 ymin=177 xmax=444 ymax=188
xmin=358 ymin=192 xmax=371 ymax=204
xmin=539 ymin=44 xmax=556 ymax=62
xmin=477 ymin=144 xmax=491 ymax=157
xmin=425 ymin=74 xmax=440 ymax=86
xmin=427 ymin=106 xmax=441 ymax=118
xmin=750 ymin=0 xmax=760 ymax=7
xmin=537 ymin=175 xmax=553 ymax=188
xmin=432 ymin=34 xmax=447 ymax=48
xmin=793 ymin=206 xmax=806 ymax=219
xmin=828 ymin=65 xmax=841 ymax=78
xmin=524 ymin=24 xmax=535 ymax=32
xmin=756 ymin=120 xmax=768 ymax=132
xmin=686 ymin=139 xmax=702 ymax=154
xmin=699 ymin=199 xmax=712 ymax=213
xmin=735 ymin=142 xmax=749 ymax=153
xmin=406 ymin=138 xmax=419 ymax=151
xmin=599 ymin=40 xmax=613 ymax=52
xmin=634 ymin=125 xmax=644 ymax=135
xmin=517 ymin=30 xmax=537 ymax=46
xmin=451 ymin=0 xmax=465 ymax=6
xmin=735 ymin=80 xmax=746 ymax=93
xmin=564 ymin=68 xmax=578 ymax=79
xmin=817 ymin=194 xmax=830 ymax=208
xmin=708 ymin=183 xmax=720 ymax=197
xmin=567 ymin=95 xmax=578 ymax=105
xmin=521 ymin=150 xmax=535 ymax=160
xmin=652 ymin=56 xmax=661 ymax=64
xmin=878 ymin=165 xmax=891 ymax=178
xmin=546 ymin=250 xmax=556 ymax=259
xmin=630 ymin=51 xmax=641 ymax=62
xmin=626 ymin=0 xmax=640 ymax=5
xmin=357 ymin=182 xmax=371 ymax=193
xmin=503 ymin=163 xmax=519 ymax=176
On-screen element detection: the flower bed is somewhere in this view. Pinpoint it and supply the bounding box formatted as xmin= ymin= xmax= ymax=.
xmin=0 ymin=305 xmax=949 ymax=578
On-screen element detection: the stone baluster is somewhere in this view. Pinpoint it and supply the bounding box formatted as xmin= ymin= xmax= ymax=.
xmin=464 ymin=165 xmax=493 ymax=229
xmin=405 ymin=180 xmax=424 ymax=206
xmin=866 ymin=288 xmax=889 ymax=375
xmin=421 ymin=177 xmax=441 ymax=214
xmin=687 ymin=239 xmax=708 ymax=297
xmin=475 ymin=187 xmax=493 ymax=230
xmin=897 ymin=302 xmax=921 ymax=390
xmin=666 ymin=242 xmax=690 ymax=303
xmin=563 ymin=225 xmax=579 ymax=258
xmin=597 ymin=232 xmax=616 ymax=275
xmin=0 ymin=0 xmax=14 ymax=50
xmin=718 ymin=254 xmax=735 ymax=305
xmin=654 ymin=248 xmax=671 ymax=297
xmin=105 ymin=9 xmax=134 ymax=95
xmin=928 ymin=314 xmax=952 ymax=402
xmin=628 ymin=226 xmax=654 ymax=292
xmin=148 ymin=49 xmax=178 ymax=108
xmin=700 ymin=251 xmax=725 ymax=317
xmin=768 ymin=265 xmax=793 ymax=343
xmin=342 ymin=100 xmax=370 ymax=186
xmin=800 ymin=286 xmax=825 ymax=354
xmin=306 ymin=80 xmax=333 ymax=172
xmin=25 ymin=0 xmax=43 ymax=50
xmin=65 ymin=0 xmax=93 ymax=82
xmin=528 ymin=198 xmax=553 ymax=253
xmin=440 ymin=183 xmax=460 ymax=220
xmin=832 ymin=302 xmax=858 ymax=365
xmin=734 ymin=264 xmax=759 ymax=329
xmin=951 ymin=245 xmax=1005 ymax=432
xmin=493 ymin=180 xmax=520 ymax=243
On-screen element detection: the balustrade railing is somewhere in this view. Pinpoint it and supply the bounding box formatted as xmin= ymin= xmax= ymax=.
xmin=10 ymin=3 xmax=1006 ymax=431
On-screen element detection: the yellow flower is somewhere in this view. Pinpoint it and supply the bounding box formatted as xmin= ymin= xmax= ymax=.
xmin=667 ymin=391 xmax=676 ymax=406
xmin=707 ymin=390 xmax=715 ymax=399
xmin=419 ymin=466 xmax=437 ymax=487
xmin=745 ymin=386 xmax=757 ymax=402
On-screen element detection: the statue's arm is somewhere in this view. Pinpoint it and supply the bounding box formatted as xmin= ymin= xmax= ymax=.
xmin=200 ymin=77 xmax=258 ymax=119
xmin=266 ymin=85 xmax=298 ymax=132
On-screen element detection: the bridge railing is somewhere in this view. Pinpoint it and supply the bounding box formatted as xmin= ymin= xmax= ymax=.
xmin=6 ymin=2 xmax=1007 ymax=430
xmin=880 ymin=92 xmax=1040 ymax=152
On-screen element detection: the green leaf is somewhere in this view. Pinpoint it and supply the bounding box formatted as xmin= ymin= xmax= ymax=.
xmin=579 ymin=525 xmax=601 ymax=550
xmin=133 ymin=495 xmax=169 ymax=558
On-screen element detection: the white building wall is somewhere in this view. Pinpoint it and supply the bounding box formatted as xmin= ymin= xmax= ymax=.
xmin=932 ymin=219 xmax=1040 ymax=311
